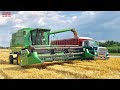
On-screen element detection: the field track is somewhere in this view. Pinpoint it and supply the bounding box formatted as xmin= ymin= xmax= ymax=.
xmin=0 ymin=49 xmax=120 ymax=79
xmin=109 ymin=56 xmax=120 ymax=58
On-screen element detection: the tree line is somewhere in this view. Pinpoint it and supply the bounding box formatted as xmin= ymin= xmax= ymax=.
xmin=99 ymin=40 xmax=120 ymax=47
xmin=0 ymin=46 xmax=9 ymax=49
xmin=99 ymin=40 xmax=120 ymax=53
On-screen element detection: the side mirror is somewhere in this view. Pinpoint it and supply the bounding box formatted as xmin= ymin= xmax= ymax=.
xmin=23 ymin=31 xmax=26 ymax=35
xmin=95 ymin=41 xmax=99 ymax=45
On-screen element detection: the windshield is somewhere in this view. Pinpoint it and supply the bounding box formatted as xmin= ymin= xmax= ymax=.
xmin=84 ymin=40 xmax=99 ymax=47
xmin=31 ymin=30 xmax=46 ymax=45
xmin=89 ymin=40 xmax=99 ymax=47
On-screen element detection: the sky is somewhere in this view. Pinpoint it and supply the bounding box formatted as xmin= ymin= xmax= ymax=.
xmin=0 ymin=11 xmax=120 ymax=47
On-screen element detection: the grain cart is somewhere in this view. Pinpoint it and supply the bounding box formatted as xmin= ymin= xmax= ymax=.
xmin=9 ymin=28 xmax=108 ymax=67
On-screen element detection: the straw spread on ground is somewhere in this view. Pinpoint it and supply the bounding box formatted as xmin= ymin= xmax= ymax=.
xmin=0 ymin=49 xmax=120 ymax=79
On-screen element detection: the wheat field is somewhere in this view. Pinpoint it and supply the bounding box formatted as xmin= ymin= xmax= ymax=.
xmin=0 ymin=49 xmax=120 ymax=79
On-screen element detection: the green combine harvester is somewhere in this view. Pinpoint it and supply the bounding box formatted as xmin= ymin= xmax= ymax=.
xmin=9 ymin=28 xmax=109 ymax=66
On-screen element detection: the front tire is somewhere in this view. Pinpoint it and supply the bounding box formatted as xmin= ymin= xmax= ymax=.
xmin=16 ymin=52 xmax=21 ymax=65
xmin=9 ymin=55 xmax=14 ymax=64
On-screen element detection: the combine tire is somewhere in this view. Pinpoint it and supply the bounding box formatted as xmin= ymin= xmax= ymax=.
xmin=16 ymin=52 xmax=21 ymax=65
xmin=86 ymin=58 xmax=94 ymax=60
xmin=9 ymin=55 xmax=14 ymax=64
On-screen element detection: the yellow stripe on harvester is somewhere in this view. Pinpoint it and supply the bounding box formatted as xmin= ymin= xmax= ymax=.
xmin=12 ymin=47 xmax=25 ymax=48
xmin=16 ymin=47 xmax=24 ymax=48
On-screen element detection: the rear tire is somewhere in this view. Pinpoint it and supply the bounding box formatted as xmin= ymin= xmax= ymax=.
xmin=104 ymin=56 xmax=109 ymax=60
xmin=86 ymin=58 xmax=94 ymax=60
xmin=90 ymin=58 xmax=94 ymax=60
xmin=9 ymin=55 xmax=14 ymax=64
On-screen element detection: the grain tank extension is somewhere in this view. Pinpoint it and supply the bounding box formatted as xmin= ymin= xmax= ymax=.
xmin=9 ymin=28 xmax=109 ymax=66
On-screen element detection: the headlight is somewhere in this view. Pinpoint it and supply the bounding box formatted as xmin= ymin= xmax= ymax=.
xmin=106 ymin=52 xmax=109 ymax=55
xmin=94 ymin=52 xmax=97 ymax=55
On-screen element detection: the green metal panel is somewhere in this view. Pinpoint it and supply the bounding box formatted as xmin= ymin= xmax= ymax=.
xmin=10 ymin=28 xmax=33 ymax=50
xmin=20 ymin=49 xmax=42 ymax=66
xmin=81 ymin=49 xmax=94 ymax=60
xmin=21 ymin=52 xmax=43 ymax=66
xmin=44 ymin=31 xmax=49 ymax=45
xmin=24 ymin=30 xmax=32 ymax=48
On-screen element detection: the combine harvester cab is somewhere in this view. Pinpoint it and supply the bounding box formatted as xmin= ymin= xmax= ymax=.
xmin=9 ymin=28 xmax=89 ymax=67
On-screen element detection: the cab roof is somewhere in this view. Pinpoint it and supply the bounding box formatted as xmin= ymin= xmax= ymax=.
xmin=18 ymin=28 xmax=51 ymax=31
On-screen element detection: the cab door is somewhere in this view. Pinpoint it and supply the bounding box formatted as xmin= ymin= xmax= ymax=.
xmin=30 ymin=30 xmax=37 ymax=45
xmin=30 ymin=30 xmax=46 ymax=45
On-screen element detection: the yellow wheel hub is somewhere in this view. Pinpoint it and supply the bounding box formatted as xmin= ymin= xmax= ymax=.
xmin=17 ymin=55 xmax=21 ymax=65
